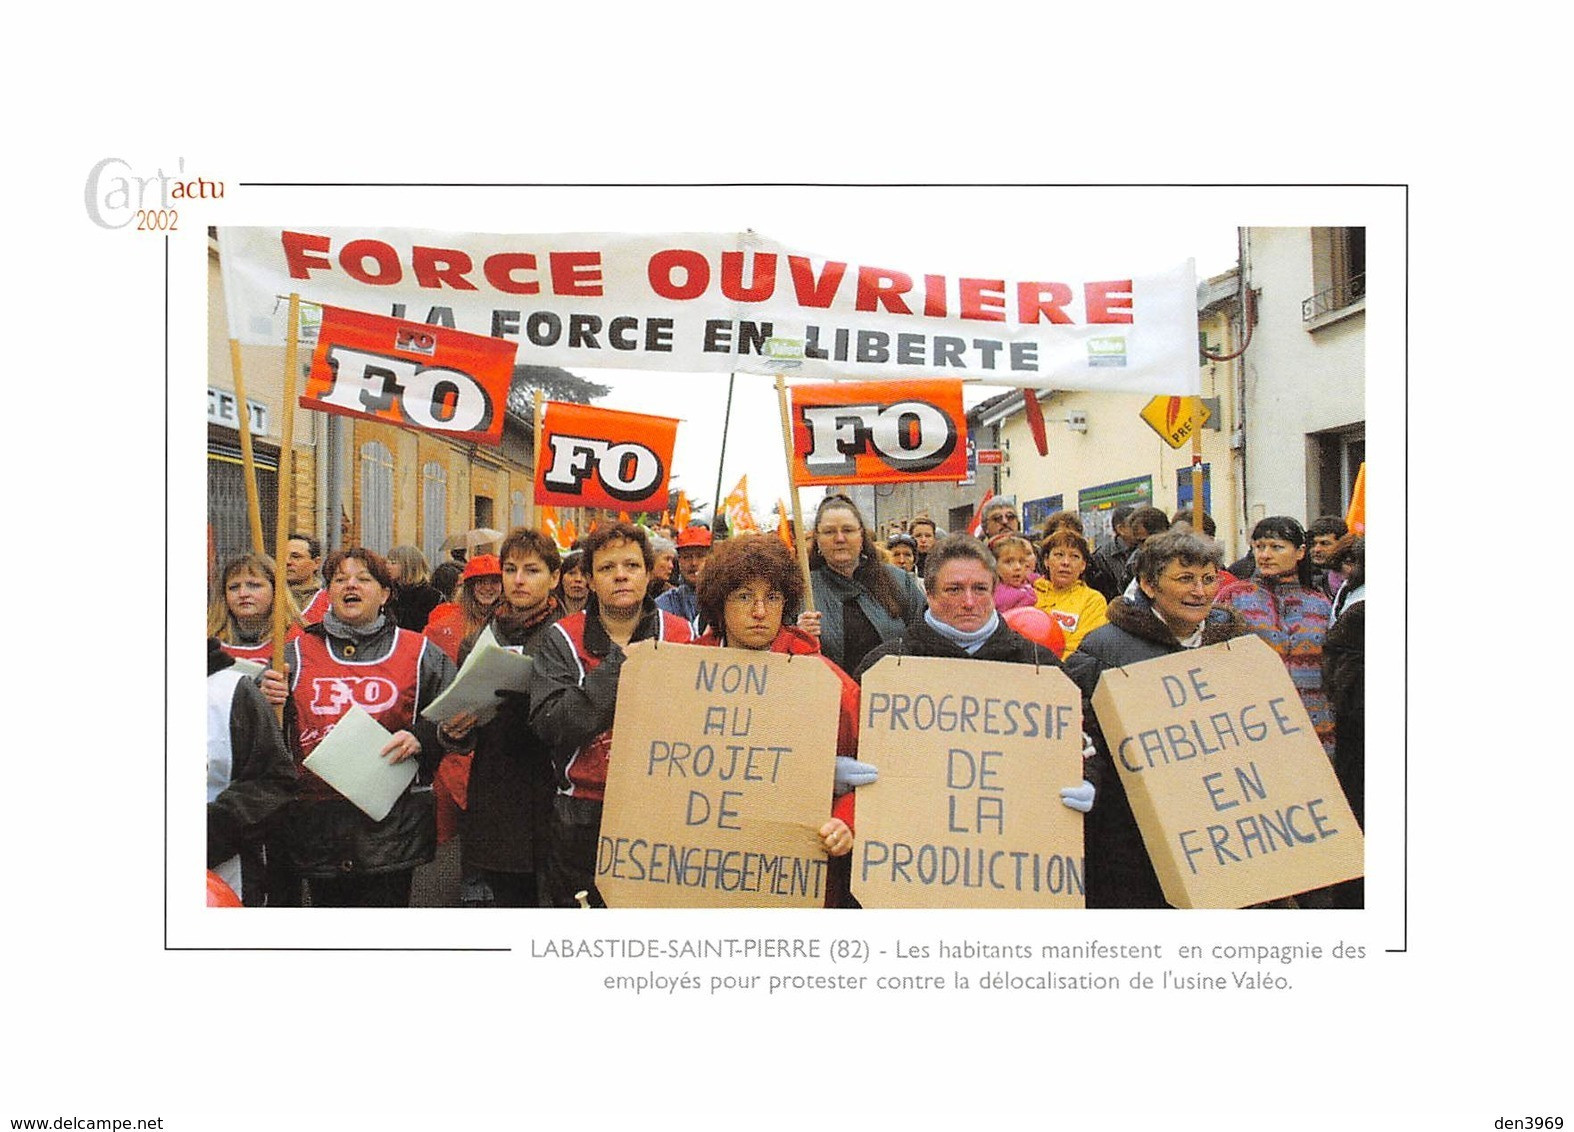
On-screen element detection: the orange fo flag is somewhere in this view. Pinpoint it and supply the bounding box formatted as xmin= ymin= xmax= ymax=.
xmin=561 ymin=518 xmax=579 ymax=548
xmin=722 ymin=476 xmax=759 ymax=534
xmin=1345 ymin=463 xmax=1366 ymax=535
xmin=539 ymin=504 xmax=561 ymax=547
xmin=788 ymin=379 xmax=968 ymax=485
xmin=776 ymin=499 xmax=794 ymax=550
xmin=303 ymin=305 xmax=517 ymax=446
xmin=534 ymin=401 xmax=679 ymax=512
xmin=674 ymin=492 xmax=692 ymax=531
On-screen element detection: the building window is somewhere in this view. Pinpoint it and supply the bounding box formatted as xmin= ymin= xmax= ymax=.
xmin=359 ymin=440 xmax=394 ymax=552
xmin=511 ymin=489 xmax=528 ymax=529
xmin=1309 ymin=426 xmax=1364 ymax=520
xmin=1304 ymin=227 xmax=1366 ymax=322
xmin=422 ymin=461 xmax=448 ymax=567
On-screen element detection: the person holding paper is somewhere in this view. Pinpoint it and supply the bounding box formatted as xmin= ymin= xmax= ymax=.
xmin=1065 ymin=528 xmax=1253 ymax=908
xmin=529 ymin=522 xmax=695 ymax=907
xmin=207 ymin=552 xmax=303 ymax=665
xmin=266 ymin=548 xmax=459 ymax=907
xmin=443 ymin=527 xmax=566 ymax=908
xmin=692 ymin=534 xmax=872 ymax=906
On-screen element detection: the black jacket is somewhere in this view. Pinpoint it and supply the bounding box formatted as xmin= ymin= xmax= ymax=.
xmin=853 ymin=613 xmax=1061 ymax=678
xmin=1322 ymin=600 xmax=1364 ymax=827
xmin=1064 ymin=595 xmax=1252 ymax=908
xmin=206 ymin=639 xmax=298 ymax=903
xmin=457 ymin=606 xmax=564 ymax=874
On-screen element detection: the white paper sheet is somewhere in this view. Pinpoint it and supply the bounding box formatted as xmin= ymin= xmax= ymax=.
xmin=300 ymin=705 xmax=417 ymax=822
xmin=419 ymin=636 xmax=532 ymax=726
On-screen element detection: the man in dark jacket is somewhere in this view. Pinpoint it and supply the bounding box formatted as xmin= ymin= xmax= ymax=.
xmin=1086 ymin=505 xmax=1137 ymax=600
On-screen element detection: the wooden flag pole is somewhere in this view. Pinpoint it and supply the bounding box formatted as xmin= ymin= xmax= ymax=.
xmin=1191 ymin=396 xmax=1206 ymax=530
xmin=532 ymin=389 xmax=545 ymax=528
xmin=711 ymin=372 xmax=737 ymax=534
xmin=774 ymin=374 xmax=814 ymax=611
xmin=269 ymin=295 xmax=303 ymax=701
xmin=228 ymin=339 xmax=266 ymax=554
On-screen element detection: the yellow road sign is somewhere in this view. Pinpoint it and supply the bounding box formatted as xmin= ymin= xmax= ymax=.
xmin=1140 ymin=395 xmax=1211 ymax=449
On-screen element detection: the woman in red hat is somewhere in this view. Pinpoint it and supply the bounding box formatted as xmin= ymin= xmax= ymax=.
xmin=422 ymin=553 xmax=504 ymax=662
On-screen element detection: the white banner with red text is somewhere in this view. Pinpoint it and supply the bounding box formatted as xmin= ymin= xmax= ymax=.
xmin=217 ymin=227 xmax=1200 ymax=393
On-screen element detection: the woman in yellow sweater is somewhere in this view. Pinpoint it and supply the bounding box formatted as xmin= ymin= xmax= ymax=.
xmin=1033 ymin=529 xmax=1109 ymax=656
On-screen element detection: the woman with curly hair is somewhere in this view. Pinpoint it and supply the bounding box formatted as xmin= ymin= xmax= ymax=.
xmin=694 ymin=534 xmax=873 ymax=906
xmin=807 ymin=494 xmax=924 ymax=675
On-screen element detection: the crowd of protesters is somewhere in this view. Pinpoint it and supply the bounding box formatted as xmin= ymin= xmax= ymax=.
xmin=206 ymin=498 xmax=1365 ymax=910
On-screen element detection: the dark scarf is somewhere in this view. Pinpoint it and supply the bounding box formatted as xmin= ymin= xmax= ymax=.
xmin=490 ymin=595 xmax=560 ymax=643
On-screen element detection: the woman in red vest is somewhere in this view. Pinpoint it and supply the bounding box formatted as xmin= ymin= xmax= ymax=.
xmin=265 ymin=547 xmax=459 ymax=907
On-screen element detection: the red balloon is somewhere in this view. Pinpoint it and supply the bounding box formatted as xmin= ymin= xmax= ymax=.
xmin=1003 ymin=606 xmax=1066 ymax=657
xmin=206 ymin=870 xmax=243 ymax=908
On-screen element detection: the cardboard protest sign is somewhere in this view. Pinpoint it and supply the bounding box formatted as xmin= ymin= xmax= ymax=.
xmin=1090 ymin=634 xmax=1364 ymax=909
xmin=218 ymin=227 xmax=1200 ymax=393
xmin=302 ymin=305 xmax=517 ymax=445
xmin=598 ymin=642 xmax=840 ymax=908
xmin=853 ymin=655 xmax=1085 ymax=908
xmin=534 ymin=400 xmax=680 ymax=511
xmin=790 ymin=380 xmax=968 ymax=484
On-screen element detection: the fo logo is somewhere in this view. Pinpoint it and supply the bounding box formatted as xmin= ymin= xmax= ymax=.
xmin=308 ymin=675 xmax=400 ymax=715
xmin=800 ymin=399 xmax=958 ymax=477
xmin=543 ymin=434 xmax=665 ymax=503
xmin=394 ymin=327 xmax=437 ymax=356
xmin=319 ymin=345 xmax=492 ymax=432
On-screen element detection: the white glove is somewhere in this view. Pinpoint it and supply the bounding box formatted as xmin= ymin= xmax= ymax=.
xmin=1060 ymin=779 xmax=1096 ymax=813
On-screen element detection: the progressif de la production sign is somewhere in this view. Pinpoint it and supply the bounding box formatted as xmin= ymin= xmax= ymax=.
xmin=854 ymin=655 xmax=1086 ymax=908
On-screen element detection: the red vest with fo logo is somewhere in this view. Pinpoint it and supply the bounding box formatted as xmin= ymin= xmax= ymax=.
xmin=290 ymin=628 xmax=425 ymax=800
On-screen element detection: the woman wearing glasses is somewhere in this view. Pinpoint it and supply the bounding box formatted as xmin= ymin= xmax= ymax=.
xmin=1064 ymin=528 xmax=1252 ymax=908
xmin=693 ymin=534 xmax=871 ymax=903
xmin=807 ymin=494 xmax=925 ymax=676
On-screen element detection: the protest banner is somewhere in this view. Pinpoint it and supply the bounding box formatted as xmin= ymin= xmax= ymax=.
xmin=1089 ymin=634 xmax=1364 ymax=908
xmin=534 ymin=400 xmax=680 ymax=511
xmin=302 ymin=305 xmax=518 ymax=445
xmin=217 ymin=227 xmax=1200 ymax=393
xmin=597 ymin=642 xmax=840 ymax=909
xmin=853 ymin=655 xmax=1086 ymax=909
xmin=789 ymin=379 xmax=968 ymax=485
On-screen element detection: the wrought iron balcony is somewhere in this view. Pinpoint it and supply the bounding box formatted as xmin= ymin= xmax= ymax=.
xmin=1303 ymin=273 xmax=1366 ymax=321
